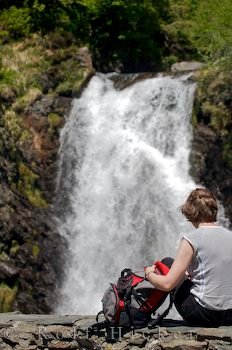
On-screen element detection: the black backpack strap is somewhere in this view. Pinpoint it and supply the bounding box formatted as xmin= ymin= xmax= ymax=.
xmin=96 ymin=310 xmax=104 ymax=323
xmin=87 ymin=320 xmax=109 ymax=336
xmin=124 ymin=286 xmax=135 ymax=331
xmin=148 ymin=292 xmax=174 ymax=328
xmin=121 ymin=268 xmax=132 ymax=277
xmin=132 ymin=286 xmax=167 ymax=313
xmin=131 ymin=287 xmax=147 ymax=306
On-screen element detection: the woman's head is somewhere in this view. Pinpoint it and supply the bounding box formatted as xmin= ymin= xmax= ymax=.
xmin=180 ymin=188 xmax=218 ymax=225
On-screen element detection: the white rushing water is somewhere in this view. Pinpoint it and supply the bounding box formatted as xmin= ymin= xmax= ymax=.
xmin=55 ymin=73 xmax=198 ymax=315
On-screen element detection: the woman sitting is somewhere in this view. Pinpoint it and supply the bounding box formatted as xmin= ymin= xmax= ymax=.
xmin=145 ymin=187 xmax=232 ymax=326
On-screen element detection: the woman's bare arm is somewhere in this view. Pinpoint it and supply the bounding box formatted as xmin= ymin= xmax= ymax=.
xmin=145 ymin=239 xmax=194 ymax=291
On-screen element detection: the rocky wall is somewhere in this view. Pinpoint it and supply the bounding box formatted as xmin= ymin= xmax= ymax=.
xmin=190 ymin=66 xmax=232 ymax=227
xmin=0 ymin=34 xmax=94 ymax=313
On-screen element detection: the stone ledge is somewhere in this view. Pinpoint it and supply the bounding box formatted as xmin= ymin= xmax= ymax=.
xmin=0 ymin=314 xmax=231 ymax=349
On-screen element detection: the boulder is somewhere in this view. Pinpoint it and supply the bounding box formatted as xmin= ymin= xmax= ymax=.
xmin=171 ymin=61 xmax=204 ymax=72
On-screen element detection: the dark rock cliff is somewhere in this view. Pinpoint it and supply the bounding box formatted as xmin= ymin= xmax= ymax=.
xmin=190 ymin=67 xmax=232 ymax=227
xmin=0 ymin=35 xmax=94 ymax=313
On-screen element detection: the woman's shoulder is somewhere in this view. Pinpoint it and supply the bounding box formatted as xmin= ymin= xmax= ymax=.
xmin=183 ymin=228 xmax=198 ymax=240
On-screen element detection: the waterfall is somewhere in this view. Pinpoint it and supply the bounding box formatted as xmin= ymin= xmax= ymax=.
xmin=55 ymin=73 xmax=198 ymax=315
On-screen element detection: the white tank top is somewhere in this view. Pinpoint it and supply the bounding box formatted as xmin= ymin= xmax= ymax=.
xmin=183 ymin=225 xmax=232 ymax=311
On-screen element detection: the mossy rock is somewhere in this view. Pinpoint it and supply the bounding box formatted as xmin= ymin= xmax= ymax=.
xmin=223 ymin=138 xmax=232 ymax=170
xmin=194 ymin=64 xmax=232 ymax=135
xmin=0 ymin=251 xmax=10 ymax=261
xmin=32 ymin=243 xmax=40 ymax=258
xmin=191 ymin=108 xmax=198 ymax=127
xmin=17 ymin=162 xmax=48 ymax=208
xmin=10 ymin=240 xmax=20 ymax=257
xmin=56 ymin=76 xmax=86 ymax=96
xmin=48 ymin=113 xmax=63 ymax=134
xmin=18 ymin=129 xmax=33 ymax=147
xmin=0 ymin=84 xmax=16 ymax=104
xmin=201 ymin=101 xmax=230 ymax=133
xmin=55 ymin=59 xmax=87 ymax=96
xmin=12 ymin=88 xmax=42 ymax=113
xmin=3 ymin=110 xmax=23 ymax=142
xmin=0 ymin=283 xmax=18 ymax=312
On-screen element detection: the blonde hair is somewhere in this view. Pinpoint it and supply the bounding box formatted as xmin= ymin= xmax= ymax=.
xmin=181 ymin=188 xmax=218 ymax=223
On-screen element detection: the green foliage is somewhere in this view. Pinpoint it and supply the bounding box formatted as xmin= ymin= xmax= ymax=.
xmin=3 ymin=110 xmax=23 ymax=141
xmin=0 ymin=69 xmax=18 ymax=86
xmin=0 ymin=283 xmax=18 ymax=312
xmin=0 ymin=251 xmax=10 ymax=261
xmin=32 ymin=243 xmax=40 ymax=257
xmin=48 ymin=113 xmax=63 ymax=134
xmin=0 ymin=0 xmax=168 ymax=71
xmin=10 ymin=240 xmax=20 ymax=257
xmin=0 ymin=6 xmax=31 ymax=39
xmin=13 ymin=88 xmax=42 ymax=113
xmin=55 ymin=54 xmax=88 ymax=95
xmin=190 ymin=0 xmax=232 ymax=60
xmin=194 ymin=64 xmax=232 ymax=152
xmin=86 ymin=0 xmax=169 ymax=71
xmin=0 ymin=0 xmax=232 ymax=71
xmin=163 ymin=0 xmax=232 ymax=64
xmin=17 ymin=162 xmax=48 ymax=208
xmin=223 ymin=137 xmax=232 ymax=170
xmin=0 ymin=1 xmax=89 ymax=39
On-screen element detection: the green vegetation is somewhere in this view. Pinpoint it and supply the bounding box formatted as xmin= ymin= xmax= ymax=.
xmin=1 ymin=0 xmax=232 ymax=71
xmin=0 ymin=283 xmax=18 ymax=312
xmin=17 ymin=162 xmax=48 ymax=208
xmin=55 ymin=54 xmax=88 ymax=95
xmin=13 ymin=88 xmax=42 ymax=113
xmin=194 ymin=66 xmax=232 ymax=169
xmin=223 ymin=139 xmax=232 ymax=170
xmin=84 ymin=0 xmax=169 ymax=71
xmin=0 ymin=31 xmax=90 ymax=209
xmin=0 ymin=36 xmax=51 ymax=97
xmin=0 ymin=6 xmax=31 ymax=40
xmin=0 ymin=251 xmax=9 ymax=261
xmin=10 ymin=240 xmax=20 ymax=257
xmin=48 ymin=113 xmax=62 ymax=135
xmin=163 ymin=0 xmax=232 ymax=65
xmin=3 ymin=110 xmax=24 ymax=141
xmin=32 ymin=243 xmax=40 ymax=258
xmin=0 ymin=0 xmax=169 ymax=71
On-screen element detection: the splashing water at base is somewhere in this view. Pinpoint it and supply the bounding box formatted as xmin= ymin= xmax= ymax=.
xmin=55 ymin=74 xmax=198 ymax=315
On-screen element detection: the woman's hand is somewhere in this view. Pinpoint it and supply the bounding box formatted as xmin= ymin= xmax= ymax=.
xmin=145 ymin=265 xmax=155 ymax=274
xmin=145 ymin=265 xmax=156 ymax=279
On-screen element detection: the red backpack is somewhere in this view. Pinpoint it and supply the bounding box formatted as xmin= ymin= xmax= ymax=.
xmin=96 ymin=260 xmax=173 ymax=331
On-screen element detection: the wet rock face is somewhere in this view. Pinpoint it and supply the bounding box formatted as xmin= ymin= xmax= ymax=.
xmin=0 ymin=93 xmax=70 ymax=313
xmin=0 ymin=182 xmax=67 ymax=313
xmin=190 ymin=66 xmax=232 ymax=227
xmin=0 ymin=40 xmax=94 ymax=313
xmin=0 ymin=315 xmax=232 ymax=350
xmin=190 ymin=125 xmax=232 ymax=226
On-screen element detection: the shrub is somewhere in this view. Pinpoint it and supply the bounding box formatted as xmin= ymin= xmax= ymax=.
xmin=0 ymin=6 xmax=31 ymax=39
xmin=163 ymin=0 xmax=232 ymax=63
xmin=86 ymin=0 xmax=169 ymax=71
